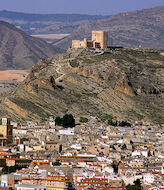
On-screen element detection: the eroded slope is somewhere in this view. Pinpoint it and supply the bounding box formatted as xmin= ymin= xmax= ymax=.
xmin=0 ymin=48 xmax=163 ymax=123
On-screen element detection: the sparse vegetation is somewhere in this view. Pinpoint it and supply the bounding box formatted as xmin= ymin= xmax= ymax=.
xmin=108 ymin=119 xmax=118 ymax=126
xmin=108 ymin=118 xmax=131 ymax=127
xmin=69 ymin=59 xmax=79 ymax=67
xmin=102 ymin=114 xmax=113 ymax=122
xmin=79 ymin=117 xmax=88 ymax=123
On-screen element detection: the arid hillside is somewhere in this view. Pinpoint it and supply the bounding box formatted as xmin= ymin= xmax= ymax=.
xmin=54 ymin=6 xmax=164 ymax=50
xmin=0 ymin=21 xmax=62 ymax=70
xmin=0 ymin=47 xmax=163 ymax=123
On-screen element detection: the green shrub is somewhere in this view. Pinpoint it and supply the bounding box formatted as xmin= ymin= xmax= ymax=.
xmin=108 ymin=119 xmax=117 ymax=126
xmin=70 ymin=60 xmax=79 ymax=67
xmin=79 ymin=117 xmax=88 ymax=123
xmin=52 ymin=161 xmax=61 ymax=166
xmin=102 ymin=114 xmax=113 ymax=122
xmin=119 ymin=121 xmax=131 ymax=127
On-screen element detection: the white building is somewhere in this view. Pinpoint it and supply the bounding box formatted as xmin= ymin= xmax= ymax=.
xmin=17 ymin=184 xmax=46 ymax=190
xmin=143 ymin=173 xmax=155 ymax=184
xmin=71 ymin=144 xmax=82 ymax=150
xmin=59 ymin=128 xmax=74 ymax=135
xmin=13 ymin=129 xmax=27 ymax=135
xmin=132 ymin=150 xmax=149 ymax=158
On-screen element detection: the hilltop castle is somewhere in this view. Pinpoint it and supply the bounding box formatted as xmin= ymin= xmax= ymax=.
xmin=72 ymin=30 xmax=108 ymax=49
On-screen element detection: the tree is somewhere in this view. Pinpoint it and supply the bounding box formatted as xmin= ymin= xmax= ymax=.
xmin=114 ymin=120 xmax=118 ymax=126
xmin=62 ymin=114 xmax=75 ymax=128
xmin=112 ymin=162 xmax=118 ymax=174
xmin=121 ymin=144 xmax=127 ymax=150
xmin=126 ymin=179 xmax=141 ymax=190
xmin=52 ymin=161 xmax=61 ymax=166
xmin=55 ymin=114 xmax=75 ymax=128
xmin=119 ymin=121 xmax=131 ymax=127
xmin=108 ymin=119 xmax=118 ymax=126
xmin=1 ymin=165 xmax=26 ymax=174
xmin=148 ymin=150 xmax=151 ymax=157
xmin=55 ymin=117 xmax=62 ymax=126
xmin=132 ymin=145 xmax=135 ymax=152
xmin=108 ymin=119 xmax=113 ymax=125
xmin=68 ymin=182 xmax=76 ymax=190
xmin=134 ymin=179 xmax=141 ymax=187
xmin=102 ymin=114 xmax=113 ymax=122
xmin=130 ymin=140 xmax=133 ymax=145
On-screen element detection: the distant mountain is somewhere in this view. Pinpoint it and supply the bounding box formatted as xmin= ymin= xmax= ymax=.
xmin=0 ymin=21 xmax=62 ymax=70
xmin=0 ymin=10 xmax=108 ymax=22
xmin=54 ymin=6 xmax=164 ymax=50
xmin=0 ymin=10 xmax=109 ymax=34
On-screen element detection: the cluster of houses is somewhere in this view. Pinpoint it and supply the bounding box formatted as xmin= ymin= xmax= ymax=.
xmin=0 ymin=116 xmax=163 ymax=189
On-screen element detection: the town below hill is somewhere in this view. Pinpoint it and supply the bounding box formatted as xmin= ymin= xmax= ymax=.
xmin=0 ymin=6 xmax=163 ymax=190
xmin=0 ymin=116 xmax=163 ymax=190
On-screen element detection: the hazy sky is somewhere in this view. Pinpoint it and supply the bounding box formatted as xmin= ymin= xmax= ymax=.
xmin=0 ymin=0 xmax=164 ymax=15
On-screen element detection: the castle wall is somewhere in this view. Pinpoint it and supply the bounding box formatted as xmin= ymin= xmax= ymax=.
xmin=72 ymin=38 xmax=88 ymax=48
xmin=72 ymin=40 xmax=82 ymax=48
xmin=72 ymin=31 xmax=108 ymax=49
xmin=92 ymin=31 xmax=108 ymax=49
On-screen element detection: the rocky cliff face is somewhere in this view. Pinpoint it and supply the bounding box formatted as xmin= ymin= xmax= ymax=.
xmin=0 ymin=47 xmax=163 ymax=123
xmin=0 ymin=21 xmax=62 ymax=70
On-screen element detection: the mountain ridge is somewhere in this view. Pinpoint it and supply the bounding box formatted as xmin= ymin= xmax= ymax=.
xmin=0 ymin=21 xmax=62 ymax=70
xmin=53 ymin=6 xmax=164 ymax=50
xmin=0 ymin=10 xmax=108 ymax=22
xmin=0 ymin=10 xmax=109 ymax=34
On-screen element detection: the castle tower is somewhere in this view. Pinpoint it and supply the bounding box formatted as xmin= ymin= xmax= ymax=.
xmin=92 ymin=31 xmax=108 ymax=49
xmin=0 ymin=117 xmax=13 ymax=145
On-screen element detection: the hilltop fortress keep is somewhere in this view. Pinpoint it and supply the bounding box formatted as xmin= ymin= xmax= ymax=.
xmin=72 ymin=30 xmax=108 ymax=49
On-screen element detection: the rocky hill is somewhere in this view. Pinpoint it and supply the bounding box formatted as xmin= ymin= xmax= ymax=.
xmin=0 ymin=21 xmax=62 ymax=70
xmin=0 ymin=47 xmax=163 ymax=124
xmin=54 ymin=6 xmax=164 ymax=50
